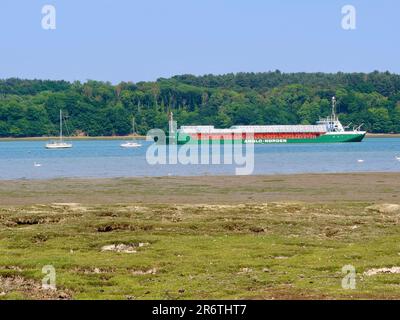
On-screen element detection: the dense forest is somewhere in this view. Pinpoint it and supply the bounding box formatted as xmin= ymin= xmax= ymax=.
xmin=0 ymin=71 xmax=400 ymax=137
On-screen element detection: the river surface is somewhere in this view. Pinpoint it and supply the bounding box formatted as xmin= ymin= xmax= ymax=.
xmin=0 ymin=138 xmax=399 ymax=179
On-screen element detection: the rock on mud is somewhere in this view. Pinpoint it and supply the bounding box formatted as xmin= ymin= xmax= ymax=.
xmin=364 ymin=267 xmax=400 ymax=276
xmin=101 ymin=242 xmax=150 ymax=254
xmin=131 ymin=268 xmax=157 ymax=275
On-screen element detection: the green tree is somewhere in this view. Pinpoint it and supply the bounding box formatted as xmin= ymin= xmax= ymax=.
xmin=368 ymin=108 xmax=392 ymax=133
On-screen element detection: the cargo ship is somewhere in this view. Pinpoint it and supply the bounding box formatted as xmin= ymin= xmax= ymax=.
xmin=171 ymin=97 xmax=366 ymax=144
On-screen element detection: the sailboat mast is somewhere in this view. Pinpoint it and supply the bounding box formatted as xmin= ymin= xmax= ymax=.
xmin=60 ymin=109 xmax=63 ymax=142
xmin=132 ymin=117 xmax=136 ymax=141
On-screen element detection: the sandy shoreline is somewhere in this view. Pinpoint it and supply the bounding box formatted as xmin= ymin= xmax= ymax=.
xmin=1 ymin=172 xmax=399 ymax=205
xmin=0 ymin=135 xmax=147 ymax=142
xmin=366 ymin=133 xmax=400 ymax=138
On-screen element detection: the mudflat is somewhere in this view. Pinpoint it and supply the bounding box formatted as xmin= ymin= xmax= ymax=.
xmin=1 ymin=173 xmax=400 ymax=299
xmin=0 ymin=173 xmax=399 ymax=205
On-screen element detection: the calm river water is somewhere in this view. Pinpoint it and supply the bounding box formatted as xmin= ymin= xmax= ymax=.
xmin=0 ymin=138 xmax=399 ymax=179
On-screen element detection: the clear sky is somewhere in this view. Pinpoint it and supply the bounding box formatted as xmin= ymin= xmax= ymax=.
xmin=0 ymin=0 xmax=399 ymax=83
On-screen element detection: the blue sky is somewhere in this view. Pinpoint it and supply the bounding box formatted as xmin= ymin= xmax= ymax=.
xmin=0 ymin=0 xmax=398 ymax=83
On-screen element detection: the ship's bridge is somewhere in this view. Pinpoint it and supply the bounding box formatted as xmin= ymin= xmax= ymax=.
xmin=315 ymin=96 xmax=346 ymax=133
xmin=316 ymin=116 xmax=345 ymax=132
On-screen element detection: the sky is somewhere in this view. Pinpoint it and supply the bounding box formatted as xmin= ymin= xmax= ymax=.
xmin=0 ymin=0 xmax=399 ymax=83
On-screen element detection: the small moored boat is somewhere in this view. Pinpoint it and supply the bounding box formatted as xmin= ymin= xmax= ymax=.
xmin=46 ymin=110 xmax=72 ymax=149
xmin=120 ymin=117 xmax=141 ymax=148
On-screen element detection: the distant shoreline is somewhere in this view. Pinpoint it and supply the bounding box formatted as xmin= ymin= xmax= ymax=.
xmin=0 ymin=135 xmax=147 ymax=142
xmin=366 ymin=133 xmax=400 ymax=138
xmin=0 ymin=133 xmax=398 ymax=141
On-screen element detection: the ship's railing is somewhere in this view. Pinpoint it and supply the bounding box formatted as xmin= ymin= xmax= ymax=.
xmin=180 ymin=128 xmax=242 ymax=134
xmin=180 ymin=125 xmax=328 ymax=134
xmin=180 ymin=125 xmax=215 ymax=130
xmin=230 ymin=125 xmax=327 ymax=133
xmin=180 ymin=123 xmax=332 ymax=134
xmin=232 ymin=125 xmax=326 ymax=133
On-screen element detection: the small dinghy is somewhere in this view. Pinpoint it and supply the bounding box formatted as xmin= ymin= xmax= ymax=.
xmin=120 ymin=141 xmax=142 ymax=148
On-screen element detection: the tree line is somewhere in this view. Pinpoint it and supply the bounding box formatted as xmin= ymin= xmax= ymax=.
xmin=0 ymin=71 xmax=399 ymax=137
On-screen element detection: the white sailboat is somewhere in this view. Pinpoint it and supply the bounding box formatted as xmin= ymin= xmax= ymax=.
xmin=120 ymin=117 xmax=141 ymax=148
xmin=46 ymin=110 xmax=73 ymax=149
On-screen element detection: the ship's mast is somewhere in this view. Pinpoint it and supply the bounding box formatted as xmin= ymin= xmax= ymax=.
xmin=331 ymin=96 xmax=337 ymax=120
xmin=169 ymin=111 xmax=174 ymax=135
xmin=168 ymin=111 xmax=176 ymax=144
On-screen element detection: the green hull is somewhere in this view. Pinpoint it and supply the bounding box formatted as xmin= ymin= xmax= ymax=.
xmin=175 ymin=133 xmax=366 ymax=144
xmin=290 ymin=133 xmax=366 ymax=143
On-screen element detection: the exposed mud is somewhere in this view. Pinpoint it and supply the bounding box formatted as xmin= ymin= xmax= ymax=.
xmin=131 ymin=268 xmax=157 ymax=275
xmin=366 ymin=204 xmax=400 ymax=214
xmin=0 ymin=276 xmax=71 ymax=300
xmin=101 ymin=242 xmax=150 ymax=253
xmin=364 ymin=267 xmax=400 ymax=276
xmin=1 ymin=173 xmax=400 ymax=205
